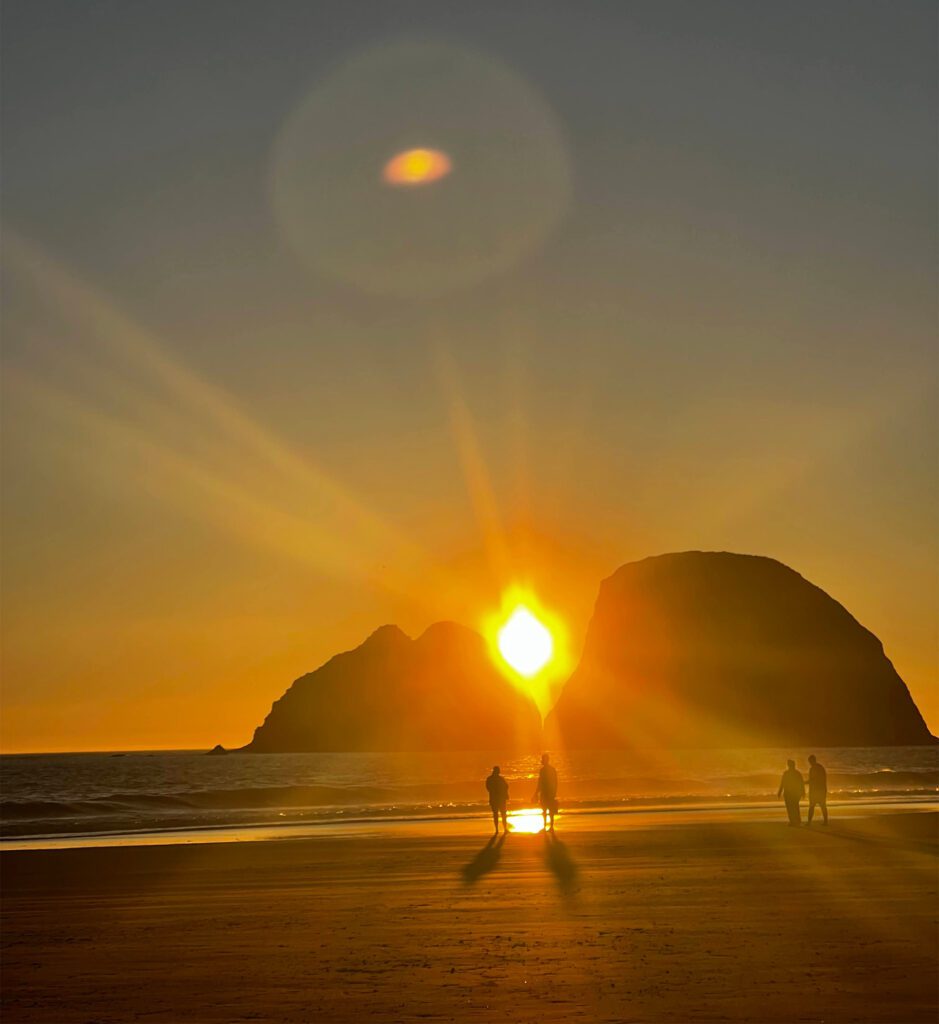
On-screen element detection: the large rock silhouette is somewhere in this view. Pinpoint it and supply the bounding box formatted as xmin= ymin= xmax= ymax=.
xmin=243 ymin=622 xmax=542 ymax=752
xmin=546 ymin=552 xmax=934 ymax=749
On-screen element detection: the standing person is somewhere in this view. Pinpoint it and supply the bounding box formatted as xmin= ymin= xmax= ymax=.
xmin=533 ymin=753 xmax=559 ymax=832
xmin=807 ymin=754 xmax=829 ymax=825
xmin=776 ymin=759 xmax=805 ymax=827
xmin=485 ymin=766 xmax=509 ymax=834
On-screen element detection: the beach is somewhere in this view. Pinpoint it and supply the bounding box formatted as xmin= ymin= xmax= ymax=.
xmin=2 ymin=809 xmax=936 ymax=1023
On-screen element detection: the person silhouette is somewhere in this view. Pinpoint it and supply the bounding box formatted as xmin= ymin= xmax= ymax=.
xmin=806 ymin=754 xmax=829 ymax=825
xmin=777 ymin=759 xmax=805 ymax=827
xmin=485 ymin=766 xmax=509 ymax=834
xmin=533 ymin=753 xmax=559 ymax=832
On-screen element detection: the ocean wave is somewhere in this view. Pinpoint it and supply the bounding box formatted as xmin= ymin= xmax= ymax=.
xmin=3 ymin=791 xmax=937 ymax=842
xmin=3 ymin=746 xmax=935 ymax=843
xmin=0 ymin=785 xmax=397 ymax=821
xmin=710 ymin=769 xmax=939 ymax=789
xmin=2 ymin=769 xmax=935 ymax=825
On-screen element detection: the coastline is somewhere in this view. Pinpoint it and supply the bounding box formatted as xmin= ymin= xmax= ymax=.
xmin=4 ymin=744 xmax=936 ymax=849
xmin=1 ymin=796 xmax=935 ymax=851
xmin=3 ymin=808 xmax=936 ymax=1022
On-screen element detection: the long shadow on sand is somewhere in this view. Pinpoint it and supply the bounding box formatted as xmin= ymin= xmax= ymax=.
xmin=543 ymin=831 xmax=579 ymax=894
xmin=461 ymin=833 xmax=506 ymax=883
xmin=807 ymin=817 xmax=938 ymax=856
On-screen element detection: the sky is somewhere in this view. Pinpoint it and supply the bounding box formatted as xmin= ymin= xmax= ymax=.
xmin=2 ymin=0 xmax=936 ymax=752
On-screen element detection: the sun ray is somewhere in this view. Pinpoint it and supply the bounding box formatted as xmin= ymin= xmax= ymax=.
xmin=1 ymin=233 xmax=452 ymax=602
xmin=3 ymin=232 xmax=412 ymax=554
xmin=434 ymin=347 xmax=512 ymax=586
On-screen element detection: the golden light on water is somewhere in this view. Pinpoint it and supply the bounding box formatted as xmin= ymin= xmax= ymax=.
xmin=507 ymin=807 xmax=548 ymax=834
xmin=382 ymin=147 xmax=452 ymax=186
xmin=498 ymin=607 xmax=553 ymax=677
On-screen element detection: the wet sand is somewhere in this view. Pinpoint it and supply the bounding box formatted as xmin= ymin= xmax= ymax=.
xmin=2 ymin=810 xmax=936 ymax=1023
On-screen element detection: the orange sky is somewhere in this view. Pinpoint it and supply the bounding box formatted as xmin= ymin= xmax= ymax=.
xmin=2 ymin=5 xmax=936 ymax=751
xmin=2 ymin=241 xmax=935 ymax=750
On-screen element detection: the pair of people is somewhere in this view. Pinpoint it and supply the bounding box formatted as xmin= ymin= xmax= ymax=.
xmin=777 ymin=754 xmax=828 ymax=827
xmin=486 ymin=754 xmax=559 ymax=834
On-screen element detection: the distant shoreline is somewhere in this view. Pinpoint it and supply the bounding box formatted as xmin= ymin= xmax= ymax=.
xmin=4 ymin=736 xmax=939 ymax=756
xmin=3 ymin=797 xmax=935 ymax=852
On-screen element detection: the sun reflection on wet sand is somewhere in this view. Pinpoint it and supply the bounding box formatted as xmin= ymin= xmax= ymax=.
xmin=508 ymin=807 xmax=548 ymax=833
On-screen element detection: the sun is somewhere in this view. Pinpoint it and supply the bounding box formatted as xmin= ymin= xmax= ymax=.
xmin=497 ymin=607 xmax=553 ymax=677
xmin=483 ymin=586 xmax=571 ymax=716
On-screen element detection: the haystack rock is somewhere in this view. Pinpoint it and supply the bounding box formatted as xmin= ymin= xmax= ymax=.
xmin=546 ymin=552 xmax=934 ymax=749
xmin=243 ymin=622 xmax=542 ymax=752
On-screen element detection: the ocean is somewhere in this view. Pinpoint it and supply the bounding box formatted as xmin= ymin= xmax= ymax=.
xmin=1 ymin=746 xmax=935 ymax=847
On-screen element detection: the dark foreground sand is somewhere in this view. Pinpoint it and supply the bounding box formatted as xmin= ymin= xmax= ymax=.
xmin=2 ymin=811 xmax=936 ymax=1023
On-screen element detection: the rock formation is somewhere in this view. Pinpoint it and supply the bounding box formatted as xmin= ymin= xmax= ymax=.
xmin=546 ymin=551 xmax=935 ymax=749
xmin=243 ymin=622 xmax=542 ymax=752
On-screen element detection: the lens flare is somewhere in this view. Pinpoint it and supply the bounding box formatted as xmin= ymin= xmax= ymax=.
xmin=383 ymin=148 xmax=452 ymax=186
xmin=270 ymin=38 xmax=570 ymax=296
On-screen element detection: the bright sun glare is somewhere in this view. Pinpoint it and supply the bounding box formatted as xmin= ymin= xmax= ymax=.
xmin=483 ymin=587 xmax=569 ymax=715
xmin=497 ymin=606 xmax=554 ymax=678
